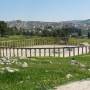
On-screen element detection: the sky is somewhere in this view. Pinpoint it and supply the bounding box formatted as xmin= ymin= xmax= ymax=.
xmin=0 ymin=0 xmax=90 ymax=22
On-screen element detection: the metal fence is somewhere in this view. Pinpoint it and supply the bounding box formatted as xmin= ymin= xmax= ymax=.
xmin=0 ymin=39 xmax=56 ymax=47
xmin=0 ymin=46 xmax=89 ymax=58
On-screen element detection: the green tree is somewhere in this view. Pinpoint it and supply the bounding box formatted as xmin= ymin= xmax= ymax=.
xmin=0 ymin=21 xmax=7 ymax=37
xmin=88 ymin=32 xmax=90 ymax=38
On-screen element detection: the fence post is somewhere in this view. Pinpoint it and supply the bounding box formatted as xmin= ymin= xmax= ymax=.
xmin=17 ymin=48 xmax=19 ymax=57
xmin=73 ymin=47 xmax=75 ymax=56
xmin=69 ymin=47 xmax=71 ymax=57
xmin=89 ymin=46 xmax=90 ymax=53
xmin=21 ymin=48 xmax=23 ymax=56
xmin=58 ymin=48 xmax=60 ymax=57
xmin=59 ymin=48 xmax=61 ymax=56
xmin=3 ymin=48 xmax=4 ymax=57
xmin=13 ymin=48 xmax=14 ymax=57
xmin=3 ymin=48 xmax=5 ymax=57
xmin=25 ymin=49 xmax=27 ymax=57
xmin=44 ymin=49 xmax=46 ymax=56
xmin=82 ymin=47 xmax=83 ymax=54
xmin=0 ymin=48 xmax=1 ymax=57
xmin=6 ymin=48 xmax=7 ymax=57
xmin=30 ymin=48 xmax=31 ymax=57
xmin=86 ymin=46 xmax=87 ymax=54
xmin=34 ymin=48 xmax=36 ymax=57
xmin=78 ymin=47 xmax=79 ymax=55
xmin=9 ymin=48 xmax=11 ymax=57
xmin=49 ymin=48 xmax=50 ymax=57
xmin=1 ymin=48 xmax=2 ymax=57
xmin=54 ymin=48 xmax=55 ymax=57
xmin=39 ymin=49 xmax=41 ymax=57
xmin=63 ymin=48 xmax=64 ymax=57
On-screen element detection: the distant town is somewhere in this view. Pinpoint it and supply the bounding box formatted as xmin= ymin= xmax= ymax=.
xmin=5 ymin=19 xmax=90 ymax=38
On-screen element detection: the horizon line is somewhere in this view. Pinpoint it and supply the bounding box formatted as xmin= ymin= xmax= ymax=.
xmin=0 ymin=18 xmax=90 ymax=22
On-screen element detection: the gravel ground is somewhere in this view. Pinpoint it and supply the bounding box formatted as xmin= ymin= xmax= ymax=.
xmin=55 ymin=80 xmax=90 ymax=90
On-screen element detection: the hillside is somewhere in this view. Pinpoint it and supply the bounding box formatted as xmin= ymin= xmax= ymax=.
xmin=7 ymin=19 xmax=90 ymax=30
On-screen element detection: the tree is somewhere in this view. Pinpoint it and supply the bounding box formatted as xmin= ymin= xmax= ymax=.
xmin=0 ymin=21 xmax=7 ymax=37
xmin=88 ymin=32 xmax=90 ymax=38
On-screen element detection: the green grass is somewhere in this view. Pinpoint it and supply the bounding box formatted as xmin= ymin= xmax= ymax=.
xmin=0 ymin=36 xmax=90 ymax=47
xmin=0 ymin=55 xmax=90 ymax=90
xmin=68 ymin=37 xmax=90 ymax=45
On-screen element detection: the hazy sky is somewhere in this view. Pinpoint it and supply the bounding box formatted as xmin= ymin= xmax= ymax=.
xmin=0 ymin=0 xmax=90 ymax=21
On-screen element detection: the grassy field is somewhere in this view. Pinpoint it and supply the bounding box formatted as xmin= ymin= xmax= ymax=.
xmin=68 ymin=38 xmax=90 ymax=45
xmin=0 ymin=36 xmax=56 ymax=47
xmin=0 ymin=36 xmax=90 ymax=47
xmin=0 ymin=55 xmax=90 ymax=90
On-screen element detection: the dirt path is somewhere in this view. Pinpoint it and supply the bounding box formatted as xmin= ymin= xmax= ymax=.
xmin=55 ymin=80 xmax=90 ymax=90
